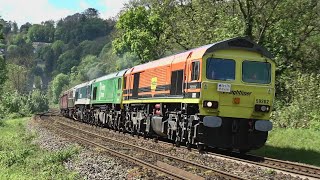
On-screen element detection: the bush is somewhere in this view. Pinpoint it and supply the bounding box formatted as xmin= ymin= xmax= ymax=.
xmin=272 ymin=72 xmax=320 ymax=130
xmin=0 ymin=90 xmax=49 ymax=118
xmin=25 ymin=90 xmax=49 ymax=114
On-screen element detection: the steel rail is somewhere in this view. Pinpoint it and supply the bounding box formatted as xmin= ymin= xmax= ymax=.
xmin=54 ymin=120 xmax=245 ymax=180
xmin=38 ymin=113 xmax=188 ymax=180
xmin=161 ymin=140 xmax=320 ymax=179
xmin=40 ymin=111 xmax=320 ymax=179
xmin=161 ymin=141 xmax=320 ymax=179
xmin=54 ymin=127 xmax=187 ymax=180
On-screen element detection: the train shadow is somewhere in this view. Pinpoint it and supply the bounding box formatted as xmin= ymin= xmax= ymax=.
xmin=251 ymin=145 xmax=320 ymax=167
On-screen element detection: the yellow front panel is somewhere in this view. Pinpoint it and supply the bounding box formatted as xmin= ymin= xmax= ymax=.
xmin=200 ymin=49 xmax=275 ymax=120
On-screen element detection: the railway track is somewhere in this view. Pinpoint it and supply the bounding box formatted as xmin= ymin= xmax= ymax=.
xmin=39 ymin=113 xmax=245 ymax=180
xmin=227 ymin=152 xmax=320 ymax=179
xmin=157 ymin=134 xmax=320 ymax=179
xmin=160 ymin=135 xmax=320 ymax=179
xmin=39 ymin=111 xmax=320 ymax=179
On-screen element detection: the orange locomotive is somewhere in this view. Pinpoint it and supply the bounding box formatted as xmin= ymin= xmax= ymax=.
xmin=122 ymin=37 xmax=275 ymax=152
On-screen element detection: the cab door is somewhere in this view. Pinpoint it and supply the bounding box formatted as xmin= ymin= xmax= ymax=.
xmin=185 ymin=59 xmax=201 ymax=98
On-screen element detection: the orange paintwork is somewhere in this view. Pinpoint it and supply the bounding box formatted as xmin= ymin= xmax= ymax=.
xmin=124 ymin=45 xmax=209 ymax=99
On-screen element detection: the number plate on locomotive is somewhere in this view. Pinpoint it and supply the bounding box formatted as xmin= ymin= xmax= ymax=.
xmin=217 ymin=83 xmax=231 ymax=92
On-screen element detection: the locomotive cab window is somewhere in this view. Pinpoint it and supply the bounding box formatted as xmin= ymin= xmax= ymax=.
xmin=206 ymin=58 xmax=235 ymax=81
xmin=242 ymin=61 xmax=271 ymax=84
xmin=191 ymin=61 xmax=200 ymax=81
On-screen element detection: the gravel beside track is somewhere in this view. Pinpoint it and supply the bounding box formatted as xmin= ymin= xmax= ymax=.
xmin=52 ymin=115 xmax=304 ymax=180
xmin=28 ymin=115 xmax=166 ymax=180
xmin=54 ymin=120 xmax=239 ymax=179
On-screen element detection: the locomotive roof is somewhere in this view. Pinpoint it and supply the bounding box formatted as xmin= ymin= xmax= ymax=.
xmin=127 ymin=37 xmax=273 ymax=74
xmin=74 ymin=79 xmax=95 ymax=90
xmin=71 ymin=69 xmax=128 ymax=91
xmin=94 ymin=69 xmax=128 ymax=82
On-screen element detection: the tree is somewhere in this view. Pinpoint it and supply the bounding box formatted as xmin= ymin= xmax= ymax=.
xmin=12 ymin=22 xmax=18 ymax=34
xmin=20 ymin=22 xmax=32 ymax=33
xmin=83 ymin=8 xmax=99 ymax=18
xmin=6 ymin=36 xmax=35 ymax=68
xmin=56 ymin=50 xmax=79 ymax=74
xmin=27 ymin=23 xmax=55 ymax=42
xmin=0 ymin=22 xmax=6 ymax=94
xmin=113 ymin=6 xmax=170 ymax=63
xmin=49 ymin=73 xmax=69 ymax=104
xmin=54 ymin=9 xmax=109 ymax=43
xmin=0 ymin=56 xmax=6 ymax=94
xmin=5 ymin=64 xmax=28 ymax=94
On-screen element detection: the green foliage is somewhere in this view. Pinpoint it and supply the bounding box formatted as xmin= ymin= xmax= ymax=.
xmin=0 ymin=118 xmax=80 ymax=179
xmin=0 ymin=56 xmax=7 ymax=94
xmin=6 ymin=35 xmax=35 ymax=68
xmin=0 ymin=24 xmax=6 ymax=95
xmin=25 ymin=90 xmax=49 ymax=114
xmin=272 ymin=73 xmax=320 ymax=130
xmin=54 ymin=8 xmax=112 ymax=43
xmin=49 ymin=73 xmax=69 ymax=104
xmin=56 ymin=50 xmax=79 ymax=74
xmin=28 ymin=22 xmax=55 ymax=43
xmin=0 ymin=90 xmax=49 ymax=118
xmin=4 ymin=64 xmax=28 ymax=94
xmin=113 ymin=6 xmax=169 ymax=62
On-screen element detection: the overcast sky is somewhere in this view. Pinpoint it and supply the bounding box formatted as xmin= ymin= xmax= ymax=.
xmin=0 ymin=0 xmax=129 ymax=26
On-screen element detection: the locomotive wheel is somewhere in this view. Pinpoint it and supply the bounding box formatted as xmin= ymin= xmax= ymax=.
xmin=197 ymin=143 xmax=205 ymax=153
xmin=143 ymin=132 xmax=147 ymax=139
xmin=153 ymin=137 xmax=158 ymax=143
xmin=186 ymin=142 xmax=192 ymax=151
xmin=175 ymin=140 xmax=180 ymax=147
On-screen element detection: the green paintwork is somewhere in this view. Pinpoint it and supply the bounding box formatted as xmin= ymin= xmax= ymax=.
xmin=91 ymin=69 xmax=127 ymax=105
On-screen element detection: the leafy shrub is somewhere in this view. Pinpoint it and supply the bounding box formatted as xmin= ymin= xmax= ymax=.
xmin=0 ymin=90 xmax=49 ymax=118
xmin=272 ymin=72 xmax=320 ymax=130
xmin=0 ymin=120 xmax=5 ymax=127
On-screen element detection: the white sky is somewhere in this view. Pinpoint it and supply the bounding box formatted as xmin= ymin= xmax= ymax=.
xmin=0 ymin=0 xmax=129 ymax=26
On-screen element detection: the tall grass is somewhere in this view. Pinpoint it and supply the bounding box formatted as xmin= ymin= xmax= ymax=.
xmin=0 ymin=118 xmax=80 ymax=179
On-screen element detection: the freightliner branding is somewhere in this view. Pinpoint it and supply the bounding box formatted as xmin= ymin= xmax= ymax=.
xmin=222 ymin=90 xmax=252 ymax=96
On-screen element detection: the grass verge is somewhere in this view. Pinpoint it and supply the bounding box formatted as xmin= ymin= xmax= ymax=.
xmin=252 ymin=128 xmax=320 ymax=167
xmin=0 ymin=117 xmax=80 ymax=179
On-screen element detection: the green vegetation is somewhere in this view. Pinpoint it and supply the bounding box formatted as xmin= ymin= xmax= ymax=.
xmin=0 ymin=90 xmax=48 ymax=119
xmin=252 ymin=128 xmax=320 ymax=166
xmin=0 ymin=117 xmax=80 ymax=179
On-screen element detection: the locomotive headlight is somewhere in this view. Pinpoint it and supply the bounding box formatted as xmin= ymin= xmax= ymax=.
xmin=203 ymin=100 xmax=219 ymax=109
xmin=255 ymin=105 xmax=270 ymax=112
xmin=261 ymin=106 xmax=267 ymax=111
